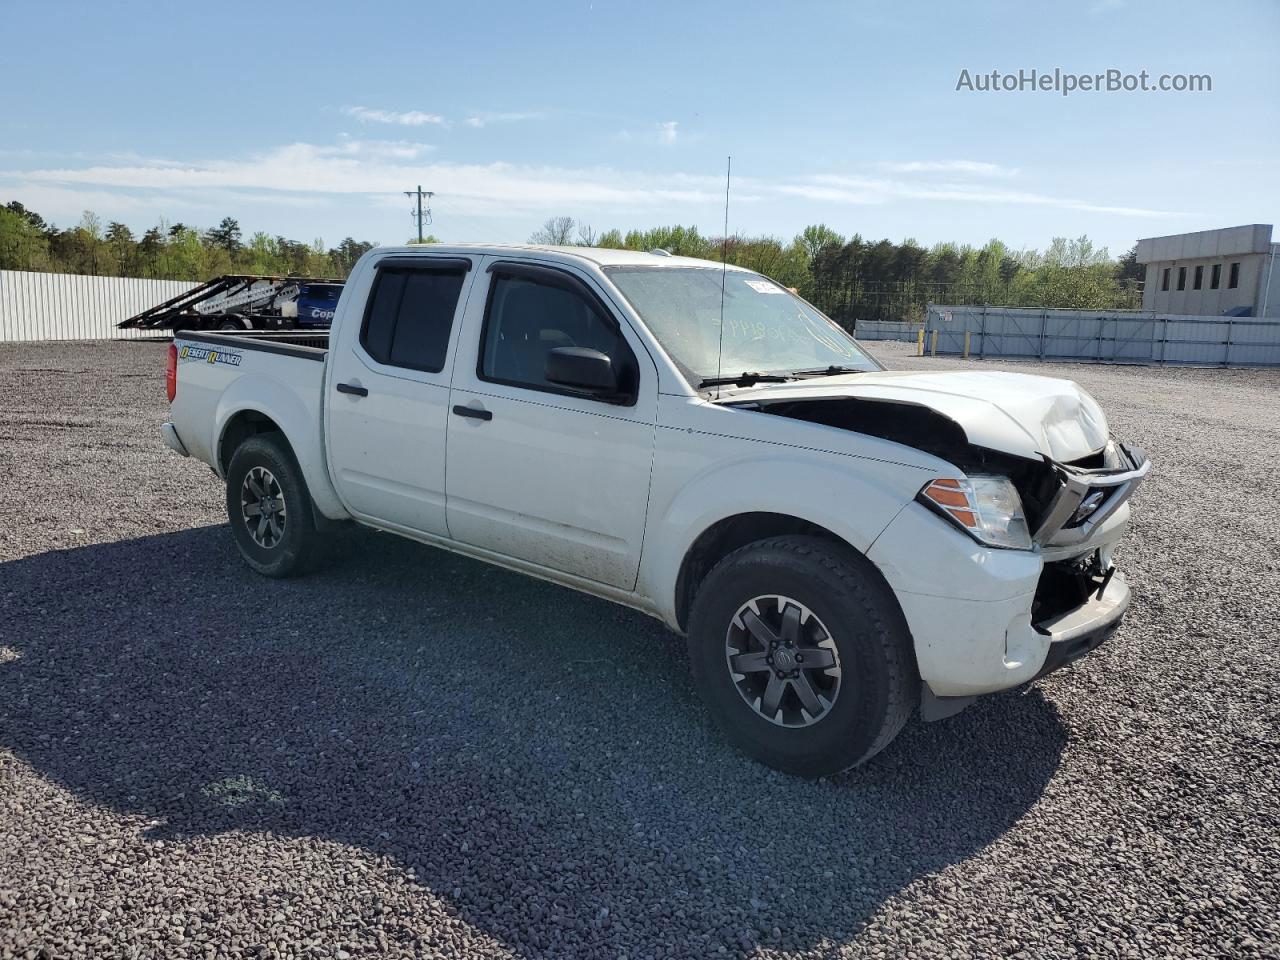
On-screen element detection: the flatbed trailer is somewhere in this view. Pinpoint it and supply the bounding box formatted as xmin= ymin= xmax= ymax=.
xmin=118 ymin=274 xmax=345 ymax=332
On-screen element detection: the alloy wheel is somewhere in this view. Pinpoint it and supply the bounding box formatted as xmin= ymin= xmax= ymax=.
xmin=240 ymin=465 xmax=287 ymax=549
xmin=724 ymin=595 xmax=842 ymax=727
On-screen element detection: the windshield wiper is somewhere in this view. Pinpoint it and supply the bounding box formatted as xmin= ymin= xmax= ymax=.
xmin=790 ymin=365 xmax=864 ymax=378
xmin=697 ymin=372 xmax=795 ymax=389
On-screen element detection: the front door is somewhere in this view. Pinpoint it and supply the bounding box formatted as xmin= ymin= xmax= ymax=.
xmin=445 ymin=260 xmax=657 ymax=590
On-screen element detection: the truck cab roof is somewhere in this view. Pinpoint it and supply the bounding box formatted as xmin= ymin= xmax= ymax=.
xmin=378 ymin=243 xmax=754 ymax=272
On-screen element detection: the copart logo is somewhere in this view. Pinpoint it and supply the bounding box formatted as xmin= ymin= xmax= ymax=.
xmin=179 ymin=344 xmax=243 ymax=367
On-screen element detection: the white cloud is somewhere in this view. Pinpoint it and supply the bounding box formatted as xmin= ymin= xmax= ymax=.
xmin=7 ymin=141 xmax=1179 ymax=228
xmin=328 ymin=139 xmax=436 ymax=160
xmin=463 ymin=111 xmax=543 ymax=128
xmin=341 ymin=105 xmax=446 ymax=127
xmin=12 ymin=143 xmax=721 ymax=218
xmin=881 ymin=159 xmax=1017 ymax=177
xmin=657 ymin=121 xmax=679 ymax=145
xmin=779 ymin=174 xmax=1179 ymax=218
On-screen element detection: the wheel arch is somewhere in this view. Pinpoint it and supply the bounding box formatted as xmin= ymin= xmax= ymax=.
xmin=218 ymin=409 xmax=287 ymax=475
xmin=212 ymin=379 xmax=350 ymax=522
xmin=672 ymin=512 xmax=904 ymax=635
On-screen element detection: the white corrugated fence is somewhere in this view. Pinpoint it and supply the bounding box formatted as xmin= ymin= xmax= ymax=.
xmin=925 ymin=304 xmax=1280 ymax=367
xmin=0 ymin=270 xmax=198 ymax=342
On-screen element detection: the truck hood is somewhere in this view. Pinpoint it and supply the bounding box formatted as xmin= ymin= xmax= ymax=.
xmin=729 ymin=369 xmax=1110 ymax=462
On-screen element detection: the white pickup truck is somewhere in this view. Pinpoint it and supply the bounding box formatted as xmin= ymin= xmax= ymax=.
xmin=162 ymin=244 xmax=1150 ymax=775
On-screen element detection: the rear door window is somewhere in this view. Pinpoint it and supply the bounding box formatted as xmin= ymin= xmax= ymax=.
xmin=361 ymin=263 xmax=467 ymax=373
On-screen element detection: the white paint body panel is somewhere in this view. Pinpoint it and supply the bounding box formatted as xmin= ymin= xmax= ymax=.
xmin=166 ymin=244 xmax=1143 ymax=702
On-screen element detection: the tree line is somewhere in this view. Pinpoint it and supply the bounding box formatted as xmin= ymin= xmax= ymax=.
xmin=530 ymin=216 xmax=1146 ymax=321
xmin=0 ymin=202 xmax=378 ymax=281
xmin=0 ymin=199 xmax=1144 ymax=321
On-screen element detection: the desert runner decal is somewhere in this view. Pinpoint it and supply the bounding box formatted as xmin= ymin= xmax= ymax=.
xmin=178 ymin=343 xmax=243 ymax=367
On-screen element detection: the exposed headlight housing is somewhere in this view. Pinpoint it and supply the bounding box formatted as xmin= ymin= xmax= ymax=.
xmin=919 ymin=475 xmax=1033 ymax=550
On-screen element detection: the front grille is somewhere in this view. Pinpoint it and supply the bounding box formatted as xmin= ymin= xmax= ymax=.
xmin=1063 ymin=487 xmax=1114 ymax=528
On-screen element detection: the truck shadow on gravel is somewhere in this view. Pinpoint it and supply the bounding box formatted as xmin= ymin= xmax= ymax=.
xmin=0 ymin=526 xmax=1067 ymax=956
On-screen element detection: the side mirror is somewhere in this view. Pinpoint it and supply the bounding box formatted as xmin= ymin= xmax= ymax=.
xmin=545 ymin=346 xmax=619 ymax=393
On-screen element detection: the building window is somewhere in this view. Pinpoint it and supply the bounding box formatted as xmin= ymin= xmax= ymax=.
xmin=1211 ymin=264 xmax=1221 ymax=289
xmin=1161 ymin=267 xmax=1170 ymax=291
xmin=1193 ymin=265 xmax=1203 ymax=290
xmin=1229 ymin=262 xmax=1240 ymax=289
xmin=1177 ymin=266 xmax=1186 ymax=291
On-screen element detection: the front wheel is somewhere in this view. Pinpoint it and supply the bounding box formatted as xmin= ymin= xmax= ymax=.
xmin=225 ymin=434 xmax=326 ymax=577
xmin=687 ymin=535 xmax=917 ymax=777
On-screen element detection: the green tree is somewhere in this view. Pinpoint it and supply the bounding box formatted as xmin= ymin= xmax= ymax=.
xmin=105 ymin=222 xmax=135 ymax=275
xmin=205 ymin=216 xmax=242 ymax=255
xmin=796 ymin=224 xmax=843 ymax=262
xmin=0 ymin=205 xmax=50 ymax=270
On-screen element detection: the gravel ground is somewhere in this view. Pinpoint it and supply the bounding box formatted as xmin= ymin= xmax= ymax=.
xmin=1 ymin=338 xmax=1277 ymax=959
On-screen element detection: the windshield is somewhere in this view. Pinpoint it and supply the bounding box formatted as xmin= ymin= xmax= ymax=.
xmin=603 ymin=266 xmax=878 ymax=385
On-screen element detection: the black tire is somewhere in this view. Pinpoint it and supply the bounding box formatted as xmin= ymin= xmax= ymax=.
xmin=687 ymin=535 xmax=917 ymax=777
xmin=225 ymin=433 xmax=326 ymax=578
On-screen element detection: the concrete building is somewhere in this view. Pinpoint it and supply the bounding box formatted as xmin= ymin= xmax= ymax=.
xmin=1136 ymin=224 xmax=1280 ymax=317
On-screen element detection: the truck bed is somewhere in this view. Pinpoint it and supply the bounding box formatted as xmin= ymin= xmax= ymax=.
xmin=170 ymin=329 xmax=331 ymax=489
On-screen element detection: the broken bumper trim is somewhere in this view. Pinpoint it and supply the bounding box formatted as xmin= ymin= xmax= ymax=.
xmin=919 ymin=575 xmax=1130 ymax=721
xmin=1030 ymin=574 xmax=1130 ymax=680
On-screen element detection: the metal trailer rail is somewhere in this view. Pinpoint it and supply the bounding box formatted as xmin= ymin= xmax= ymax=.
xmin=118 ymin=274 xmax=344 ymax=330
xmin=923 ymin=304 xmax=1280 ymax=368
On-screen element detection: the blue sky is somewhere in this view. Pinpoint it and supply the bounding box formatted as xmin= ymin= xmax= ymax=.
xmin=2 ymin=0 xmax=1277 ymax=256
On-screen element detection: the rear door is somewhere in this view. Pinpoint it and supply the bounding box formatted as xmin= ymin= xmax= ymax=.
xmin=325 ymin=255 xmax=473 ymax=537
xmin=444 ymin=259 xmax=658 ymax=590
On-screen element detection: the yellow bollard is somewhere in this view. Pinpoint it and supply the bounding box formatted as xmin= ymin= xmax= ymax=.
xmin=916 ymin=328 xmax=924 ymax=356
xmin=963 ymin=331 xmax=971 ymax=359
xmin=930 ymin=329 xmax=938 ymax=357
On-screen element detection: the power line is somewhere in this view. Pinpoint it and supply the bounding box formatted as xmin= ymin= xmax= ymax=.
xmin=404 ymin=185 xmax=434 ymax=243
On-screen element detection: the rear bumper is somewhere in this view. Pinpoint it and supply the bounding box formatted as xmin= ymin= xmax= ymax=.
xmin=161 ymin=421 xmax=189 ymax=457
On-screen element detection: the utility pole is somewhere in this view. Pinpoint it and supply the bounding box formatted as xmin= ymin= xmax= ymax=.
xmin=404 ymin=185 xmax=434 ymax=243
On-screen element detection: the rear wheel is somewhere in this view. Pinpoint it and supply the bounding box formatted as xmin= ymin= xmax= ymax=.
xmin=225 ymin=434 xmax=325 ymax=577
xmin=687 ymin=535 xmax=917 ymax=776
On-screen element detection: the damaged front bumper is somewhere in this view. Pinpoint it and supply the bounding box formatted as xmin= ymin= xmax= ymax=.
xmin=868 ymin=438 xmax=1150 ymax=715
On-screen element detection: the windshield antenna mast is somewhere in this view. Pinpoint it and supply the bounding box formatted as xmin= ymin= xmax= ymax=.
xmin=714 ymin=156 xmax=732 ymax=399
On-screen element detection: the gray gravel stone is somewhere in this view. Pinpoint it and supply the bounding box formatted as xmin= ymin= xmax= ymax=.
xmin=0 ymin=339 xmax=1276 ymax=958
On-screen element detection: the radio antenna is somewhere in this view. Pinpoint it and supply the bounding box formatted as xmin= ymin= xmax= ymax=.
xmin=714 ymin=155 xmax=732 ymax=399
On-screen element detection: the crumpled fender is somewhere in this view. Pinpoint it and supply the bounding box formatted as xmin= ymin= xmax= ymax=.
xmin=637 ymin=449 xmax=935 ymax=629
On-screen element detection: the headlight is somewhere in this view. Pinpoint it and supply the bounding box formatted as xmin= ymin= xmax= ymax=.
xmin=919 ymin=475 xmax=1033 ymax=550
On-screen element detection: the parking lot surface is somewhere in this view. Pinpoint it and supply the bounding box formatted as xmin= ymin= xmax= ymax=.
xmin=1 ymin=339 xmax=1277 ymax=959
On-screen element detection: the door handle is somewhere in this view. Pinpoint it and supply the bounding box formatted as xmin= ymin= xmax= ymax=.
xmin=452 ymin=404 xmax=493 ymax=421
xmin=336 ymin=382 xmax=368 ymax=397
